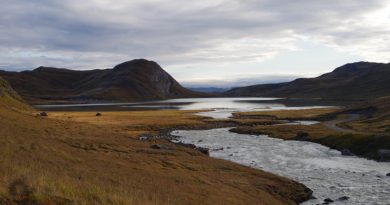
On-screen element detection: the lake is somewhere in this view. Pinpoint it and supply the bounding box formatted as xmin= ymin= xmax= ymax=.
xmin=35 ymin=97 xmax=334 ymax=118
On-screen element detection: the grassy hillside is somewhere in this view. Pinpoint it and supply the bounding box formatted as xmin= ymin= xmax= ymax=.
xmin=0 ymin=77 xmax=311 ymax=204
xmin=225 ymin=62 xmax=390 ymax=100
xmin=343 ymin=96 xmax=390 ymax=134
xmin=0 ymin=77 xmax=32 ymax=112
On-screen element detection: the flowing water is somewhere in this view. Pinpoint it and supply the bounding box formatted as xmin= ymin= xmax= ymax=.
xmin=36 ymin=97 xmax=390 ymax=204
xmin=171 ymin=128 xmax=390 ymax=205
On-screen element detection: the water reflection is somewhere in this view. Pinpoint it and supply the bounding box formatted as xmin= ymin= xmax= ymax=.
xmin=35 ymin=97 xmax=332 ymax=118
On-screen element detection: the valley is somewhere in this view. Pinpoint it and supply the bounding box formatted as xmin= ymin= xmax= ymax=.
xmin=1 ymin=60 xmax=390 ymax=205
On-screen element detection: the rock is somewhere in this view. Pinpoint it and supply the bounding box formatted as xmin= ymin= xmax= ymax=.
xmin=139 ymin=134 xmax=155 ymax=141
xmin=150 ymin=144 xmax=174 ymax=150
xmin=336 ymin=196 xmax=349 ymax=201
xmin=198 ymin=140 xmax=203 ymax=142
xmin=323 ymin=198 xmax=334 ymax=203
xmin=139 ymin=136 xmax=150 ymax=141
xmin=96 ymin=113 xmax=102 ymax=116
xmin=197 ymin=147 xmax=209 ymax=155
xmin=212 ymin=147 xmax=224 ymax=151
xmin=175 ymin=142 xmax=196 ymax=149
xmin=39 ymin=112 xmax=48 ymax=117
xmin=386 ymin=173 xmax=390 ymax=176
xmin=377 ymin=149 xmax=390 ymax=161
xmin=295 ymin=132 xmax=310 ymax=141
xmin=173 ymin=142 xmax=208 ymax=155
xmin=341 ymin=148 xmax=354 ymax=156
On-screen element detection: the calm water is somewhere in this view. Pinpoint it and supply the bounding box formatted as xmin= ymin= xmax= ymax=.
xmin=35 ymin=97 xmax=332 ymax=118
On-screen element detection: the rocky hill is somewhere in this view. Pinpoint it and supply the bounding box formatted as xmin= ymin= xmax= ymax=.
xmin=225 ymin=62 xmax=390 ymax=100
xmin=0 ymin=59 xmax=205 ymax=104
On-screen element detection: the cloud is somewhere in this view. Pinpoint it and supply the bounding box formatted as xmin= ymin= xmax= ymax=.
xmin=0 ymin=0 xmax=389 ymax=74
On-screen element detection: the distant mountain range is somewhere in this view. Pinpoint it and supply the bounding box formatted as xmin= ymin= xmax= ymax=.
xmin=2 ymin=60 xmax=389 ymax=104
xmin=225 ymin=62 xmax=390 ymax=100
xmin=187 ymin=87 xmax=228 ymax=93
xmin=0 ymin=59 xmax=205 ymax=104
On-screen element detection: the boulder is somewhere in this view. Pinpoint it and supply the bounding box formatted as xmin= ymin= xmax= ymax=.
xmin=138 ymin=134 xmax=154 ymax=141
xmin=324 ymin=198 xmax=334 ymax=203
xmin=39 ymin=112 xmax=48 ymax=117
xmin=197 ymin=147 xmax=209 ymax=155
xmin=96 ymin=113 xmax=102 ymax=116
xmin=336 ymin=196 xmax=349 ymax=201
xmin=386 ymin=173 xmax=390 ymax=177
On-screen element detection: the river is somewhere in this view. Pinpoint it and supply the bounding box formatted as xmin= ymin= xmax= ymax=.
xmin=36 ymin=97 xmax=390 ymax=204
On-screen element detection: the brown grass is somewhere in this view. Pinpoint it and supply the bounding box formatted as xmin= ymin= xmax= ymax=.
xmin=231 ymin=107 xmax=390 ymax=160
xmin=0 ymin=107 xmax=311 ymax=204
xmin=48 ymin=110 xmax=208 ymax=137
xmin=234 ymin=108 xmax=340 ymax=120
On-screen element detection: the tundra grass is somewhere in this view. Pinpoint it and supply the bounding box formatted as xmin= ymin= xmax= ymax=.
xmin=0 ymin=107 xmax=311 ymax=205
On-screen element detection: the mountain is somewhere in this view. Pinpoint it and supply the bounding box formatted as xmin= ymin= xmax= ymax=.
xmin=0 ymin=59 xmax=205 ymax=104
xmin=187 ymin=87 xmax=228 ymax=93
xmin=225 ymin=62 xmax=390 ymax=100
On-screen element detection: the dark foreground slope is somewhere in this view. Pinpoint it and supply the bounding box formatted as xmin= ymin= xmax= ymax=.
xmin=0 ymin=76 xmax=311 ymax=204
xmin=0 ymin=59 xmax=205 ymax=104
xmin=226 ymin=62 xmax=390 ymax=100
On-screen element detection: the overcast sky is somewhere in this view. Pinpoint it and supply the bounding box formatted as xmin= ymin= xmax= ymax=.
xmin=1 ymin=0 xmax=390 ymax=87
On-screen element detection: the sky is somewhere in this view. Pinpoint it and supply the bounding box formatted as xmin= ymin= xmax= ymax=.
xmin=1 ymin=0 xmax=390 ymax=88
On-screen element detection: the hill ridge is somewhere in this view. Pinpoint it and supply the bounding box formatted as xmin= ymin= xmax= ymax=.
xmin=0 ymin=59 xmax=205 ymax=104
xmin=225 ymin=61 xmax=390 ymax=100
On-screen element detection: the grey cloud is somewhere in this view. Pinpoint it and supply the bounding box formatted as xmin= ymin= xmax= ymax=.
xmin=0 ymin=0 xmax=389 ymax=71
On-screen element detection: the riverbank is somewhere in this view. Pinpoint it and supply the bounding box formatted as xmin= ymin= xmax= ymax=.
xmin=0 ymin=108 xmax=312 ymax=204
xmin=231 ymin=106 xmax=390 ymax=161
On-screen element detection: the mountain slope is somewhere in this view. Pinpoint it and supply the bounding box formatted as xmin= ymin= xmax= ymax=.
xmin=0 ymin=59 xmax=205 ymax=104
xmin=225 ymin=62 xmax=390 ymax=100
xmin=0 ymin=76 xmax=31 ymax=111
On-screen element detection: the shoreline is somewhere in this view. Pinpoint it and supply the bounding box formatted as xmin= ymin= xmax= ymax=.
xmin=230 ymin=108 xmax=390 ymax=162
